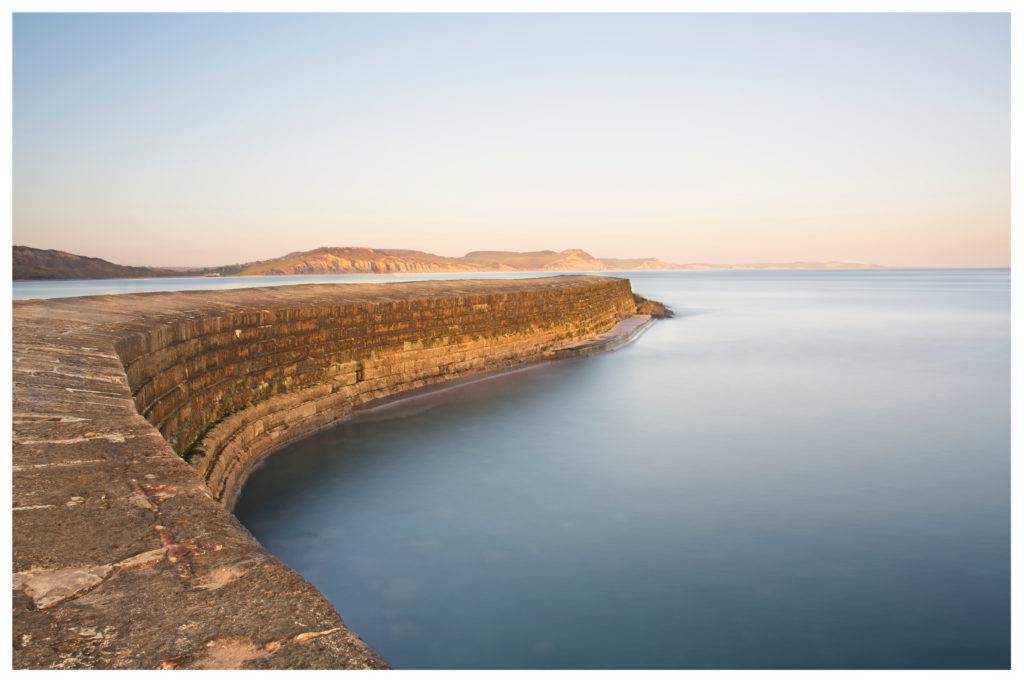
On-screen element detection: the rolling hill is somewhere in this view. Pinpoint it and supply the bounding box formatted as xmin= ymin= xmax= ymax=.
xmin=13 ymin=245 xmax=884 ymax=281
xmin=12 ymin=246 xmax=197 ymax=281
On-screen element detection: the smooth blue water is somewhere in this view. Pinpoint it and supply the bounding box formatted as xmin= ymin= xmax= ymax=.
xmin=28 ymin=270 xmax=1008 ymax=668
xmin=11 ymin=271 xmax=551 ymax=300
xmin=230 ymin=270 xmax=1010 ymax=669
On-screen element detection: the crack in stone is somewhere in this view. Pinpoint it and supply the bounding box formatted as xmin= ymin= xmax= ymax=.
xmin=292 ymin=627 xmax=342 ymax=642
xmin=63 ymin=387 xmax=129 ymax=397
xmin=47 ymin=370 xmax=126 ymax=383
xmin=132 ymin=480 xmax=194 ymax=577
xmin=14 ymin=433 xmax=127 ymax=445
xmin=11 ymin=414 xmax=89 ymax=423
xmin=12 ymin=459 xmax=107 ymax=472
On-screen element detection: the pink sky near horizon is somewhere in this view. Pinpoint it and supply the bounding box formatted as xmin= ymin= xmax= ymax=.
xmin=13 ymin=13 xmax=1010 ymax=269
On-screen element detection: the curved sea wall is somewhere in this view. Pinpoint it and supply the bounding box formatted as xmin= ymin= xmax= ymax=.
xmin=12 ymin=276 xmax=639 ymax=669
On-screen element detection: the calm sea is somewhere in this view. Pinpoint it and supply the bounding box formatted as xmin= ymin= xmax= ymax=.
xmin=18 ymin=270 xmax=1009 ymax=669
xmin=10 ymin=271 xmax=545 ymax=300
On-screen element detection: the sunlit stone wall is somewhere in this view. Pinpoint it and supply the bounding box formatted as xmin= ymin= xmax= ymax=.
xmin=113 ymin=277 xmax=636 ymax=505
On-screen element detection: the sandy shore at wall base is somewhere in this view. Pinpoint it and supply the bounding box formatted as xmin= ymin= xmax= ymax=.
xmin=545 ymin=313 xmax=655 ymax=359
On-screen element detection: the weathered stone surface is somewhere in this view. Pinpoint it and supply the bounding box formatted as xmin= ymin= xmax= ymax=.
xmin=12 ymin=276 xmax=649 ymax=669
xmin=14 ymin=565 xmax=114 ymax=609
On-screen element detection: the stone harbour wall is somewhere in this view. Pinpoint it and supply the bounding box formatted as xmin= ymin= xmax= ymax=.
xmin=12 ymin=276 xmax=638 ymax=669
xmin=116 ymin=277 xmax=635 ymax=507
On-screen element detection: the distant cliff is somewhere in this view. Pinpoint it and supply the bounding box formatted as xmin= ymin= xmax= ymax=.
xmin=458 ymin=250 xmax=685 ymax=272
xmin=461 ymin=249 xmax=600 ymax=270
xmin=219 ymin=247 xmax=494 ymax=276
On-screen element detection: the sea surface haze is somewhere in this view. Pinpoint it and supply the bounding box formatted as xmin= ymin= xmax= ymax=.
xmin=231 ymin=269 xmax=1009 ymax=669
xmin=28 ymin=270 xmax=1007 ymax=668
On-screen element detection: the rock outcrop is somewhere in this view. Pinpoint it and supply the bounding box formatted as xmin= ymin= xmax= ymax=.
xmin=633 ymin=294 xmax=674 ymax=318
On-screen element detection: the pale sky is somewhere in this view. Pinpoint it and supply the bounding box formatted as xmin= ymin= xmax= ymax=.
xmin=12 ymin=13 xmax=1009 ymax=268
